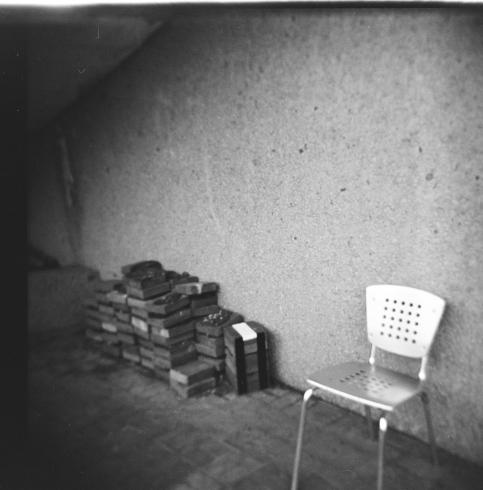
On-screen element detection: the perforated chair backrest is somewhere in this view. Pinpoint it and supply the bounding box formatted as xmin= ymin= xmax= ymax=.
xmin=366 ymin=285 xmax=445 ymax=359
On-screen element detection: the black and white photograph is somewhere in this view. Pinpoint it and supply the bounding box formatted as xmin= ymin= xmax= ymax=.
xmin=3 ymin=0 xmax=483 ymax=488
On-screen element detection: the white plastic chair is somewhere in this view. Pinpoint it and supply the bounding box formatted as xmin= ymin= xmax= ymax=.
xmin=291 ymin=285 xmax=446 ymax=490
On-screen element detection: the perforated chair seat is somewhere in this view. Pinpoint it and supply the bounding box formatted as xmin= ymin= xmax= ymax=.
xmin=307 ymin=361 xmax=422 ymax=412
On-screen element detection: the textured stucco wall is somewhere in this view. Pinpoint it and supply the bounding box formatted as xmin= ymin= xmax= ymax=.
xmin=28 ymin=9 xmax=483 ymax=464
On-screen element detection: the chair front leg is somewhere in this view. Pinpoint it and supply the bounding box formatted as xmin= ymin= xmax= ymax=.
xmin=291 ymin=388 xmax=314 ymax=490
xmin=377 ymin=414 xmax=388 ymax=490
xmin=420 ymin=392 xmax=438 ymax=465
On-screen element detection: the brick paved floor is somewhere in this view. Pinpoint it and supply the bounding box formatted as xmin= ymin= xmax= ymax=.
xmin=22 ymin=327 xmax=483 ymax=490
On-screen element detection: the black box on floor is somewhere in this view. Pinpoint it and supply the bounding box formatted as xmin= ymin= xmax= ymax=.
xmin=225 ymin=362 xmax=261 ymax=393
xmin=224 ymin=322 xmax=269 ymax=395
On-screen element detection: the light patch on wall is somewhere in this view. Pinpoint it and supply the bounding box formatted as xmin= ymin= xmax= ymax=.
xmin=203 ymin=159 xmax=224 ymax=241
xmin=56 ymin=126 xmax=74 ymax=208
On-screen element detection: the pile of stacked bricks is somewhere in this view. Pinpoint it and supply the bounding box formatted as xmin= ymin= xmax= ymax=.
xmin=84 ymin=278 xmax=125 ymax=358
xmin=83 ymin=260 xmax=270 ymax=398
xmin=194 ymin=308 xmax=244 ymax=379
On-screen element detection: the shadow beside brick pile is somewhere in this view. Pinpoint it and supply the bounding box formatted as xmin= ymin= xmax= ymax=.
xmin=25 ymin=327 xmax=483 ymax=490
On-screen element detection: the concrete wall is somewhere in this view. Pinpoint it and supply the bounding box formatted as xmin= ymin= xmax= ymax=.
xmin=28 ymin=9 xmax=483 ymax=464
xmin=28 ymin=266 xmax=99 ymax=332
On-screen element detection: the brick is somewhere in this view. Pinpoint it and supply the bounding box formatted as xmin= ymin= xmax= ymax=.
xmin=127 ymin=281 xmax=171 ymax=299
xmin=195 ymin=341 xmax=225 ymax=358
xmin=190 ymin=292 xmax=218 ymax=309
xmin=149 ymin=308 xmax=192 ymax=329
xmin=153 ymin=319 xmax=194 ymax=338
xmin=121 ymin=260 xmax=163 ymax=276
xmin=170 ymin=377 xmax=217 ymax=398
xmin=173 ymin=282 xmax=218 ymax=296
xmin=197 ymin=354 xmax=225 ymax=372
xmin=170 ymin=360 xmax=215 ymax=385
xmin=154 ymin=350 xmax=197 ymax=369
xmin=152 ymin=330 xmax=195 ymax=348
xmin=148 ymin=295 xmax=191 ymax=316
xmin=126 ymin=270 xmax=166 ymax=289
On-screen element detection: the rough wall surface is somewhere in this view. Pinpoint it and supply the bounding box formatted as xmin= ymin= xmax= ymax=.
xmin=28 ymin=9 xmax=483 ymax=464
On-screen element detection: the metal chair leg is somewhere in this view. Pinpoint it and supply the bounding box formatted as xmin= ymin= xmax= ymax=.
xmin=420 ymin=392 xmax=438 ymax=465
xmin=365 ymin=406 xmax=375 ymax=440
xmin=291 ymin=388 xmax=314 ymax=490
xmin=377 ymin=415 xmax=388 ymax=490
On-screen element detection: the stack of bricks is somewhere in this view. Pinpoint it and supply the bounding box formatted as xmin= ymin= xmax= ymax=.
xmin=93 ymin=279 xmax=124 ymax=358
xmin=148 ymin=290 xmax=197 ymax=382
xmin=82 ymin=261 xmax=271 ymax=399
xmin=194 ymin=309 xmax=244 ymax=379
xmin=107 ymin=282 xmax=136 ymax=364
xmin=123 ymin=261 xmax=168 ymax=368
xmin=169 ymin=359 xmax=217 ymax=398
xmin=172 ymin=282 xmax=218 ymax=348
xmin=83 ymin=288 xmax=103 ymax=344
xmin=120 ymin=261 xmax=200 ymax=380
xmin=224 ymin=321 xmax=269 ymax=394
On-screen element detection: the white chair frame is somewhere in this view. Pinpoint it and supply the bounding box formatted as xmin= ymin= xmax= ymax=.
xmin=291 ymin=285 xmax=446 ymax=490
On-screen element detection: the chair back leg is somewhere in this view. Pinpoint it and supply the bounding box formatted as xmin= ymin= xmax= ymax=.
xmin=420 ymin=392 xmax=439 ymax=465
xmin=291 ymin=388 xmax=314 ymax=490
xmin=377 ymin=415 xmax=388 ymax=490
xmin=365 ymin=406 xmax=375 ymax=440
